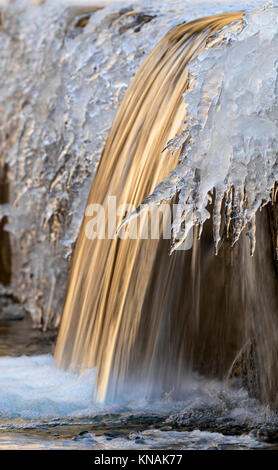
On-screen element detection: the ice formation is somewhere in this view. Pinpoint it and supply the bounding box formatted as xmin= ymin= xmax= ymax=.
xmin=130 ymin=1 xmax=278 ymax=255
xmin=0 ymin=0 xmax=182 ymax=327
xmin=0 ymin=0 xmax=269 ymax=327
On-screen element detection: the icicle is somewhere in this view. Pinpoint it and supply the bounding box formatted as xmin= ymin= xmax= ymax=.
xmin=246 ymin=215 xmax=256 ymax=256
xmin=272 ymin=183 xmax=278 ymax=203
xmin=231 ymin=186 xmax=245 ymax=247
xmin=213 ymin=186 xmax=224 ymax=254
xmin=225 ymin=186 xmax=233 ymax=238
xmin=133 ymin=3 xmax=278 ymax=257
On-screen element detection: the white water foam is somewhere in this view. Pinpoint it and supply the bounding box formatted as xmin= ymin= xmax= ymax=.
xmin=0 ymin=354 xmax=271 ymax=419
xmin=0 ymin=355 xmax=97 ymax=419
xmin=0 ymin=354 xmax=274 ymax=449
xmin=0 ymin=354 xmax=189 ymax=419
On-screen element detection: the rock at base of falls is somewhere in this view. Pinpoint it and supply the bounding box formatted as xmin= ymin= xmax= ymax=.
xmin=226 ymin=340 xmax=260 ymax=399
xmin=0 ymin=305 xmax=57 ymax=355
xmin=0 ymin=304 xmax=25 ymax=322
xmin=0 ymin=294 xmax=26 ymax=321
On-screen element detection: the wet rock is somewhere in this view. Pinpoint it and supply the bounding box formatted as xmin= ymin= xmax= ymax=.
xmin=163 ymin=404 xmax=278 ymax=445
xmin=0 ymin=313 xmax=57 ymax=356
xmin=227 ymin=339 xmax=260 ymax=399
xmin=73 ymin=432 xmax=97 ymax=443
xmin=135 ymin=438 xmax=145 ymax=445
xmin=0 ymin=304 xmax=25 ymax=321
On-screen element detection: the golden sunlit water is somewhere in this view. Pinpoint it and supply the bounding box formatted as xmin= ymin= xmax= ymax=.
xmin=55 ymin=13 xmax=245 ymax=403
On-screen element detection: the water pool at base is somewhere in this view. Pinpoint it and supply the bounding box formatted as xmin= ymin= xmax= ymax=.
xmin=0 ymin=354 xmax=275 ymax=450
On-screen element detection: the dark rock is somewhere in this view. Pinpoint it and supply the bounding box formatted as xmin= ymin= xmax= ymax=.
xmin=0 ymin=304 xmax=25 ymax=321
xmin=226 ymin=339 xmax=260 ymax=399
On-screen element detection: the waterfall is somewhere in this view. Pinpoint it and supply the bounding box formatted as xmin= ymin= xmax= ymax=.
xmin=55 ymin=12 xmax=246 ymax=403
xmin=1 ymin=0 xmax=278 ymax=451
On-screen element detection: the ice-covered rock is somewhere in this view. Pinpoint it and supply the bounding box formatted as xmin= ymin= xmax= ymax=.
xmin=0 ymin=0 xmax=267 ymax=327
xmin=0 ymin=0 xmax=182 ymax=327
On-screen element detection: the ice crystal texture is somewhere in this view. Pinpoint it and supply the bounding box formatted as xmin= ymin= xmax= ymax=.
xmin=0 ymin=0 xmax=267 ymax=326
xmin=136 ymin=1 xmax=278 ymax=255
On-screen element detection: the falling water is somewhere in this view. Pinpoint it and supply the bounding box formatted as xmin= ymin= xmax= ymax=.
xmin=0 ymin=0 xmax=278 ymax=451
xmin=55 ymin=12 xmax=247 ymax=402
